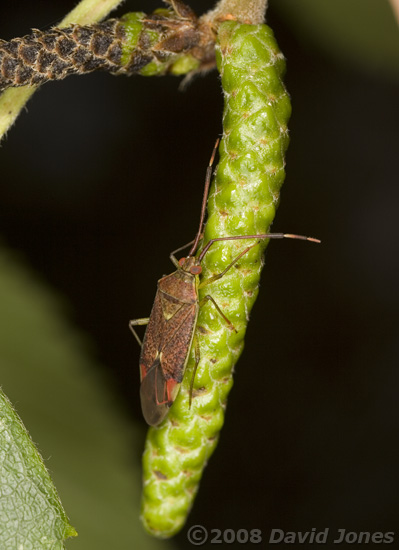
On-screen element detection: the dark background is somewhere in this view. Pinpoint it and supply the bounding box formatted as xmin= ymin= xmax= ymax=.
xmin=1 ymin=1 xmax=398 ymax=548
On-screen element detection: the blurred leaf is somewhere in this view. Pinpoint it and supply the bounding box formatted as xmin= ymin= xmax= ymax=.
xmin=0 ymin=389 xmax=77 ymax=549
xmin=0 ymin=245 xmax=173 ymax=550
xmin=272 ymin=0 xmax=399 ymax=78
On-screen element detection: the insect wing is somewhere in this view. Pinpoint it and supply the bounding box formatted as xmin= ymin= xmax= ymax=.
xmin=140 ymin=357 xmax=180 ymax=426
xmin=139 ymin=272 xmax=198 ymax=426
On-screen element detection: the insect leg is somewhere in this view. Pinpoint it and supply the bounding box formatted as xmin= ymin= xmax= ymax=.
xmin=129 ymin=318 xmax=150 ymax=347
xmin=198 ymin=241 xmax=259 ymax=289
xmin=188 ymin=333 xmax=201 ymax=409
xmin=199 ymin=295 xmax=237 ymax=333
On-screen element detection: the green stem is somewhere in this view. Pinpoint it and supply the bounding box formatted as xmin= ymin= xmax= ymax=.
xmin=0 ymin=0 xmax=123 ymax=140
xmin=141 ymin=21 xmax=291 ymax=538
xmin=61 ymin=0 xmax=124 ymax=26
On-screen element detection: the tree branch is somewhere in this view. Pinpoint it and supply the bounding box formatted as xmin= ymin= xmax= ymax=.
xmin=201 ymin=0 xmax=268 ymax=26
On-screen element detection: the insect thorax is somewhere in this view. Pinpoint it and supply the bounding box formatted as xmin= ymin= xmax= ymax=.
xmin=157 ymin=263 xmax=196 ymax=302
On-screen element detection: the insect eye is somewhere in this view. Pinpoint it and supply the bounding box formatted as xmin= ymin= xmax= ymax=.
xmin=190 ymin=266 xmax=202 ymax=275
xmin=178 ymin=258 xmax=185 ymax=266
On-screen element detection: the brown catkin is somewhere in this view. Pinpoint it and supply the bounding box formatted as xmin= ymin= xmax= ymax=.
xmin=0 ymin=3 xmax=215 ymax=92
xmin=0 ymin=20 xmax=126 ymax=91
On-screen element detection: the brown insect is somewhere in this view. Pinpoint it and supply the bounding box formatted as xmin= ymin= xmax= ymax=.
xmin=130 ymin=140 xmax=320 ymax=426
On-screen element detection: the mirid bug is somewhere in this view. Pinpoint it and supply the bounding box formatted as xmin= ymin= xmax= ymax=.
xmin=130 ymin=141 xmax=320 ymax=426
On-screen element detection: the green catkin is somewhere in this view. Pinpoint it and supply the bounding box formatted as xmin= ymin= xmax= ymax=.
xmin=141 ymin=21 xmax=291 ymax=538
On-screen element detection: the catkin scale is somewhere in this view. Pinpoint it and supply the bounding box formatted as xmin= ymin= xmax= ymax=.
xmin=141 ymin=21 xmax=291 ymax=538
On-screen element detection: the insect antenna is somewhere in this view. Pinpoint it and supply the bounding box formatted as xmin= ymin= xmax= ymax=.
xmin=188 ymin=138 xmax=220 ymax=257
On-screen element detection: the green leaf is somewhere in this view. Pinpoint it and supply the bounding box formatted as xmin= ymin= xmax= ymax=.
xmin=0 ymin=389 xmax=77 ymax=549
